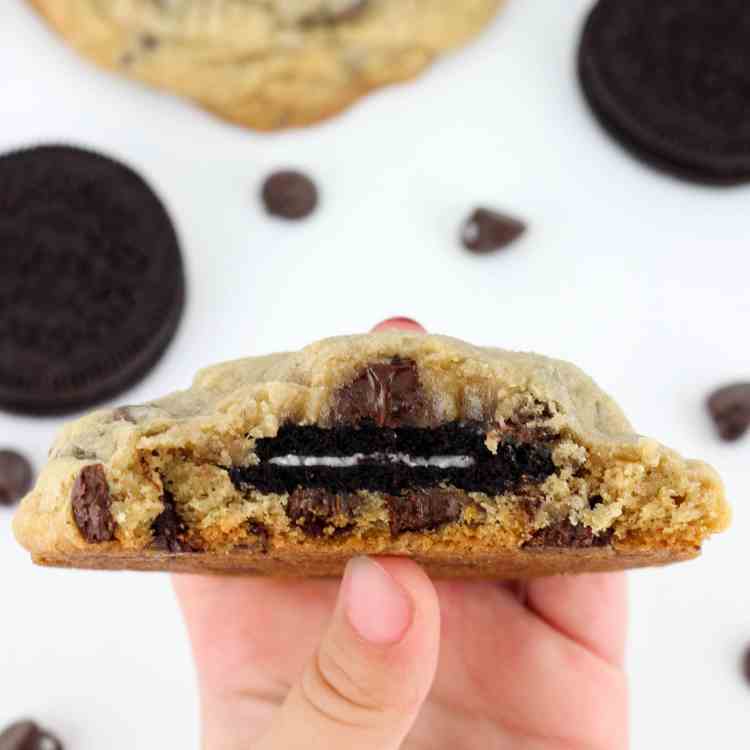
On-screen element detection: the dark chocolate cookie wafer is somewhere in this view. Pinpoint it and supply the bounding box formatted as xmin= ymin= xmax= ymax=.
xmin=578 ymin=0 xmax=750 ymax=184
xmin=0 ymin=145 xmax=185 ymax=415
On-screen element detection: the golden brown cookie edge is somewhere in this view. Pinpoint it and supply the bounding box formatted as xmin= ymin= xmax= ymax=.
xmin=31 ymin=545 xmax=699 ymax=578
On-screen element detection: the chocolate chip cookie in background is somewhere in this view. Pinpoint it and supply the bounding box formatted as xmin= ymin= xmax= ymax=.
xmin=27 ymin=0 xmax=504 ymax=130
xmin=0 ymin=451 xmax=33 ymax=507
xmin=578 ymin=0 xmax=750 ymax=184
xmin=0 ymin=720 xmax=63 ymax=750
xmin=0 ymin=145 xmax=185 ymax=416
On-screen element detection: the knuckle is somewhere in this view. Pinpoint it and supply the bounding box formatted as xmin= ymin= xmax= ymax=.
xmin=300 ymin=643 xmax=407 ymax=730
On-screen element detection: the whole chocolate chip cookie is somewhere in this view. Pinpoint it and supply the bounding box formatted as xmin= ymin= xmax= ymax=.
xmin=579 ymin=0 xmax=750 ymax=183
xmin=13 ymin=332 xmax=730 ymax=578
xmin=28 ymin=0 xmax=503 ymax=130
xmin=0 ymin=145 xmax=185 ymax=415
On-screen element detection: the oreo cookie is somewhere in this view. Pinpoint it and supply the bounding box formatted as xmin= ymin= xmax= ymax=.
xmin=0 ymin=145 xmax=185 ymax=414
xmin=578 ymin=0 xmax=750 ymax=184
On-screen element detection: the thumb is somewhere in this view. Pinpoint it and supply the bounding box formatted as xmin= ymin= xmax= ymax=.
xmin=256 ymin=557 xmax=440 ymax=750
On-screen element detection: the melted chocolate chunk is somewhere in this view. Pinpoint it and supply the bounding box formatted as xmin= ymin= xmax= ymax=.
xmin=707 ymin=383 xmax=750 ymax=441
xmin=386 ymin=490 xmax=466 ymax=535
xmin=283 ymin=489 xmax=466 ymax=538
xmin=286 ymin=489 xmax=361 ymax=536
xmin=524 ymin=520 xmax=612 ymax=549
xmin=151 ymin=491 xmax=190 ymax=552
xmin=461 ymin=208 xmax=526 ymax=253
xmin=332 ymin=358 xmax=425 ymax=428
xmin=0 ymin=721 xmax=63 ymax=750
xmin=71 ymin=464 xmax=115 ymax=543
xmin=0 ymin=450 xmax=33 ymax=506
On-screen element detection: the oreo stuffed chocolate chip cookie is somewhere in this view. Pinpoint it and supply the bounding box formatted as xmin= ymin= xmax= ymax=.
xmin=29 ymin=0 xmax=503 ymax=130
xmin=13 ymin=332 xmax=730 ymax=578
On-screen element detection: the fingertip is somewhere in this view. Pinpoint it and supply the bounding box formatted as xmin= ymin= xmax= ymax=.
xmin=526 ymin=571 xmax=628 ymax=667
xmin=371 ymin=317 xmax=426 ymax=333
xmin=343 ymin=557 xmax=414 ymax=645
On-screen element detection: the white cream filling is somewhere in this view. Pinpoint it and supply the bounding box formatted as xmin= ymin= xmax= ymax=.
xmin=268 ymin=453 xmax=475 ymax=469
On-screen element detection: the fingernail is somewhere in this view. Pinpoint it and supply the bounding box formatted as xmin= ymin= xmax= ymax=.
xmin=343 ymin=557 xmax=414 ymax=645
xmin=372 ymin=317 xmax=426 ymax=333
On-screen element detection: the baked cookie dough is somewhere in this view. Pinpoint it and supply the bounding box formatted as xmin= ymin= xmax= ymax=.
xmin=28 ymin=0 xmax=503 ymax=130
xmin=13 ymin=332 xmax=730 ymax=578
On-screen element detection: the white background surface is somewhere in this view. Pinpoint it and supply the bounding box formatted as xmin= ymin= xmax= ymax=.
xmin=1 ymin=0 xmax=748 ymax=747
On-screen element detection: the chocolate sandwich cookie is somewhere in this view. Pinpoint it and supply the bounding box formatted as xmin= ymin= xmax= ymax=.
xmin=579 ymin=0 xmax=750 ymax=184
xmin=29 ymin=0 xmax=504 ymax=131
xmin=0 ymin=720 xmax=63 ymax=750
xmin=12 ymin=332 xmax=730 ymax=578
xmin=0 ymin=145 xmax=184 ymax=415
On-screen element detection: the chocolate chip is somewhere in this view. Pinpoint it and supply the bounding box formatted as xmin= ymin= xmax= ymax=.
xmin=707 ymin=383 xmax=750 ymax=441
xmin=461 ymin=208 xmax=526 ymax=253
xmin=0 ymin=721 xmax=63 ymax=750
xmin=247 ymin=521 xmax=269 ymax=552
xmin=151 ymin=491 xmax=190 ymax=552
xmin=286 ymin=489 xmax=361 ymax=536
xmin=139 ymin=33 xmax=160 ymax=51
xmin=332 ymin=358 xmax=425 ymax=428
xmin=524 ymin=520 xmax=612 ymax=549
xmin=0 ymin=450 xmax=33 ymax=506
xmin=589 ymin=494 xmax=604 ymax=509
xmin=386 ymin=490 xmax=466 ymax=535
xmin=742 ymin=645 xmax=750 ymax=686
xmin=71 ymin=464 xmax=115 ymax=543
xmin=261 ymin=171 xmax=318 ymax=220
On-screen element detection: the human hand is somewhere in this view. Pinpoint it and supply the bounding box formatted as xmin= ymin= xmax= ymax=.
xmin=174 ymin=318 xmax=628 ymax=750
